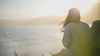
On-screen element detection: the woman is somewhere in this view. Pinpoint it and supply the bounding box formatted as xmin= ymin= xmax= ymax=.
xmin=91 ymin=20 xmax=100 ymax=56
xmin=62 ymin=8 xmax=92 ymax=56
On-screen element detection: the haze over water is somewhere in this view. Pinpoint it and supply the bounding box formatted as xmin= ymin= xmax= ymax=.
xmin=0 ymin=25 xmax=64 ymax=56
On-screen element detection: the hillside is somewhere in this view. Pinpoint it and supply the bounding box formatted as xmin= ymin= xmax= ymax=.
xmin=0 ymin=16 xmax=65 ymax=27
xmin=31 ymin=16 xmax=65 ymax=25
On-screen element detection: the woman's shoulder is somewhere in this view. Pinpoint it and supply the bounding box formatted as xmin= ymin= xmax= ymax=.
xmin=64 ymin=23 xmax=76 ymax=29
xmin=64 ymin=23 xmax=73 ymax=29
xmin=66 ymin=22 xmax=89 ymax=28
xmin=80 ymin=22 xmax=90 ymax=27
xmin=69 ymin=22 xmax=89 ymax=26
xmin=66 ymin=22 xmax=88 ymax=26
xmin=81 ymin=22 xmax=89 ymax=25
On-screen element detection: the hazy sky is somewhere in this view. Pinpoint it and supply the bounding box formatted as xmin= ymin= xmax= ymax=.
xmin=0 ymin=0 xmax=98 ymax=19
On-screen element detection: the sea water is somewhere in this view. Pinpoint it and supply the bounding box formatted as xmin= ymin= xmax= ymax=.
xmin=0 ymin=25 xmax=64 ymax=56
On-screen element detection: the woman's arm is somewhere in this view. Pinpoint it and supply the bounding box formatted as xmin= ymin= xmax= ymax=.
xmin=62 ymin=25 xmax=72 ymax=48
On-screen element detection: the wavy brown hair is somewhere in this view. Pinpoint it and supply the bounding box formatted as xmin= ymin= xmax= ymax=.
xmin=61 ymin=8 xmax=81 ymax=32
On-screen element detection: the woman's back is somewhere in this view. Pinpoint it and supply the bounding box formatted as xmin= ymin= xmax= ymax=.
xmin=64 ymin=22 xmax=92 ymax=56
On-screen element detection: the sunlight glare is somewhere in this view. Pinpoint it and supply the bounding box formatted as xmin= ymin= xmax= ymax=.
xmin=40 ymin=0 xmax=96 ymax=16
xmin=62 ymin=0 xmax=96 ymax=15
xmin=76 ymin=0 xmax=95 ymax=14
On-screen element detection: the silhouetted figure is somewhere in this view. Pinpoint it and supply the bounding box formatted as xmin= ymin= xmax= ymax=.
xmin=62 ymin=8 xmax=92 ymax=56
xmin=91 ymin=20 xmax=100 ymax=56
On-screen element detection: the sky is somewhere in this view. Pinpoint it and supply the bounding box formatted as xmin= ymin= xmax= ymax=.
xmin=0 ymin=0 xmax=99 ymax=19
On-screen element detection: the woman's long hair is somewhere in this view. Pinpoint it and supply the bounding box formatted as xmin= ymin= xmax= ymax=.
xmin=61 ymin=8 xmax=81 ymax=32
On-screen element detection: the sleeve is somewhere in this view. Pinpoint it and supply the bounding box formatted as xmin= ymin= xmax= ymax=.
xmin=62 ymin=25 xmax=72 ymax=48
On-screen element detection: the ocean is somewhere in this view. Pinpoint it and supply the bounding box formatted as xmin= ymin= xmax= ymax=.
xmin=0 ymin=25 xmax=64 ymax=56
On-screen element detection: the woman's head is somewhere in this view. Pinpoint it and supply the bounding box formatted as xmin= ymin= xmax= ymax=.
xmin=63 ymin=8 xmax=80 ymax=28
